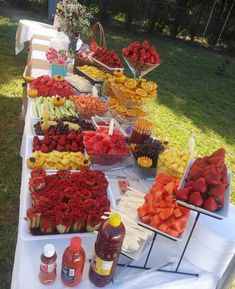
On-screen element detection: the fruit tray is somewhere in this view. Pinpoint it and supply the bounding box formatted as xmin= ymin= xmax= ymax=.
xmin=177 ymin=159 xmax=231 ymax=220
xmin=25 ymin=136 xmax=91 ymax=171
xmin=107 ymin=178 xmax=154 ymax=260
xmin=29 ymin=96 xmax=78 ymax=121
xmin=75 ymin=67 xmax=104 ymax=84
xmin=90 ymin=56 xmax=124 ymax=72
xmin=137 ymin=216 xmax=187 ymax=242
xmin=20 ymin=171 xmax=116 ymax=241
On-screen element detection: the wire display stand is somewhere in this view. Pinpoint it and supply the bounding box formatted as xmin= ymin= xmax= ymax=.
xmin=118 ymin=207 xmax=224 ymax=277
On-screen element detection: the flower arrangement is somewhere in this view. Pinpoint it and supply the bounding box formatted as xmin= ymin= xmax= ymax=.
xmin=56 ymin=0 xmax=92 ymax=40
xmin=46 ymin=47 xmax=68 ymax=65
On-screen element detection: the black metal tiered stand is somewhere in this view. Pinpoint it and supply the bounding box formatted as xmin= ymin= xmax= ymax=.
xmin=117 ymin=205 xmax=224 ymax=277
xmin=115 ymin=59 xmax=224 ymax=278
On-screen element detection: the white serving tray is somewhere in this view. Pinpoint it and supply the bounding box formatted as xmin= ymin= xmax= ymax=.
xmin=177 ymin=159 xmax=231 ymax=220
xmin=20 ymin=171 xmax=116 ymax=241
xmin=90 ymin=56 xmax=125 ymax=72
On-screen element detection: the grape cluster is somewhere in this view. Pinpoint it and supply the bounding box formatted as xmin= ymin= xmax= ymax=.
xmin=34 ymin=117 xmax=95 ymax=135
xmin=134 ymin=138 xmax=167 ymax=167
xmin=59 ymin=116 xmax=95 ymax=131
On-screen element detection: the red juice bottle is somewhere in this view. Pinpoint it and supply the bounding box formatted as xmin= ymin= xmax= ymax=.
xmin=89 ymin=212 xmax=126 ymax=287
xmin=61 ymin=237 xmax=85 ymax=287
xmin=39 ymin=244 xmax=57 ymax=285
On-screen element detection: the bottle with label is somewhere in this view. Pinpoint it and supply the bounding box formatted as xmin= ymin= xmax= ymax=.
xmin=61 ymin=236 xmax=85 ymax=287
xmin=39 ymin=244 xmax=57 ymax=285
xmin=89 ymin=212 xmax=126 ymax=287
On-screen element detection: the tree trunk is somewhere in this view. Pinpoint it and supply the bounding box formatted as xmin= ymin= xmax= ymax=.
xmin=171 ymin=0 xmax=190 ymax=38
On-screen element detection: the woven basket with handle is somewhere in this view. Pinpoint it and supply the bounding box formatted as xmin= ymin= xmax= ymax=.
xmin=74 ymin=22 xmax=106 ymax=69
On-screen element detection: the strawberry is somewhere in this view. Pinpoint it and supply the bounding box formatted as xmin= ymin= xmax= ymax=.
xmin=149 ymin=46 xmax=156 ymax=55
xmin=34 ymin=136 xmax=40 ymax=144
xmin=49 ymin=144 xmax=54 ymax=152
xmin=211 ymin=148 xmax=225 ymax=158
xmin=134 ymin=41 xmax=141 ymax=49
xmin=142 ymin=40 xmax=149 ymax=49
xmin=67 ymin=131 xmax=76 ymax=140
xmin=188 ymin=191 xmax=203 ymax=207
xmin=57 ymin=144 xmax=64 ymax=152
xmin=65 ymin=144 xmax=71 ymax=151
xmin=41 ymin=144 xmax=49 ymax=153
xmin=128 ymin=43 xmax=135 ymax=51
xmin=133 ymin=48 xmax=139 ymax=54
xmin=192 ymin=177 xmax=207 ymax=193
xmin=150 ymin=56 xmax=155 ymax=64
xmin=33 ymin=145 xmax=40 ymax=151
xmin=71 ymin=142 xmax=79 ymax=152
xmin=58 ymin=136 xmax=67 ymax=146
xmin=209 ymin=157 xmax=224 ymax=170
xmin=175 ymin=188 xmax=189 ymax=201
xmin=210 ymin=183 xmax=225 ymax=203
xmin=203 ymin=196 xmax=218 ymax=212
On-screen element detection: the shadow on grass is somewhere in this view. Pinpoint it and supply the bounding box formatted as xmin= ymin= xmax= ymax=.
xmin=0 ymin=94 xmax=22 ymax=289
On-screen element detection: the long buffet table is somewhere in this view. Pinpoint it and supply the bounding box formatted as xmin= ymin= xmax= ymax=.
xmin=11 ymin=20 xmax=235 ymax=289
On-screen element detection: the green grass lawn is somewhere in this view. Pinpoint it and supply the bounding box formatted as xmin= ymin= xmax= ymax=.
xmin=0 ymin=6 xmax=234 ymax=289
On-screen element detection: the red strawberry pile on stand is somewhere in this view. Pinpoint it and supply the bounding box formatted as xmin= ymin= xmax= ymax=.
xmin=30 ymin=75 xmax=74 ymax=98
xmin=122 ymin=40 xmax=160 ymax=68
xmin=26 ymin=169 xmax=110 ymax=235
xmin=137 ymin=173 xmax=190 ymax=238
xmin=176 ymin=148 xmax=228 ymax=212
xmin=92 ymin=47 xmax=123 ymax=69
xmin=33 ymin=129 xmax=84 ymax=153
xmin=83 ymin=128 xmax=129 ymax=165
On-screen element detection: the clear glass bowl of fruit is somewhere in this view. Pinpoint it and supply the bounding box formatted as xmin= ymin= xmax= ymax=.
xmin=157 ymin=149 xmax=190 ymax=179
xmin=109 ymin=78 xmax=157 ymax=106
xmin=83 ymin=128 xmax=130 ymax=165
xmin=122 ymin=40 xmax=160 ymax=78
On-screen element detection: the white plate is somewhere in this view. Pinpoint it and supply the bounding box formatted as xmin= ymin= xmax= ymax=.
xmin=178 ymin=159 xmax=232 ymax=220
xmin=20 ymin=171 xmax=116 ymax=241
xmin=137 ymin=217 xmax=185 ymax=242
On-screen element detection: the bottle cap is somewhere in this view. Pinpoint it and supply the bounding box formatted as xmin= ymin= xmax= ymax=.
xmin=70 ymin=237 xmax=81 ymax=251
xmin=108 ymin=212 xmax=121 ymax=227
xmin=43 ymin=244 xmax=55 ymax=258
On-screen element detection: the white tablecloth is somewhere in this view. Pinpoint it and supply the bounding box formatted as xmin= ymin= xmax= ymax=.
xmin=12 ymin=20 xmax=235 ymax=289
xmin=15 ymin=20 xmax=57 ymax=54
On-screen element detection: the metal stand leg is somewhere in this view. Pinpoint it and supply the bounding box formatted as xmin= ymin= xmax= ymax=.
xmin=175 ymin=212 xmax=200 ymax=272
xmin=117 ymin=212 xmax=201 ymax=277
xmin=144 ymin=232 xmax=157 ymax=268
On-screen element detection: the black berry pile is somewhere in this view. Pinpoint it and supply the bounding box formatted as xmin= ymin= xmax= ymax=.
xmin=134 ymin=138 xmax=167 ymax=167
xmin=34 ymin=117 xmax=95 ymax=135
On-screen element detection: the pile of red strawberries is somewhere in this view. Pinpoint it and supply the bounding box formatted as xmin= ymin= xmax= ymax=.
xmin=33 ymin=129 xmax=84 ymax=153
xmin=92 ymin=47 xmax=123 ymax=68
xmin=176 ymin=148 xmax=228 ymax=212
xmin=122 ymin=40 xmax=160 ymax=64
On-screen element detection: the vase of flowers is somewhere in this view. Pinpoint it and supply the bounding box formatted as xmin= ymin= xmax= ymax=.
xmin=56 ymin=0 xmax=92 ymax=55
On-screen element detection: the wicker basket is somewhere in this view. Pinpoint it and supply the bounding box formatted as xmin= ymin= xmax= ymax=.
xmin=74 ymin=22 xmax=106 ymax=69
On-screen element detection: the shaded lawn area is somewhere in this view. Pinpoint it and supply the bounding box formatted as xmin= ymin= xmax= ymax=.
xmin=0 ymin=6 xmax=235 ymax=289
